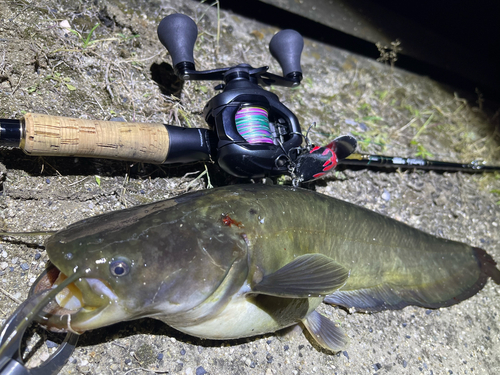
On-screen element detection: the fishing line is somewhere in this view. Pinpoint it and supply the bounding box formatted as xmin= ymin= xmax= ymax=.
xmin=0 ymin=231 xmax=56 ymax=237
xmin=235 ymin=105 xmax=274 ymax=144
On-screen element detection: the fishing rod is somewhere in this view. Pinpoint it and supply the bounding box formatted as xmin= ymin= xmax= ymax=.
xmin=1 ymin=13 xmax=499 ymax=185
xmin=339 ymin=153 xmax=500 ymax=173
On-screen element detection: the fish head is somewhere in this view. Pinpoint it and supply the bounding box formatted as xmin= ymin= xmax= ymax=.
xmin=33 ymin=196 xmax=249 ymax=333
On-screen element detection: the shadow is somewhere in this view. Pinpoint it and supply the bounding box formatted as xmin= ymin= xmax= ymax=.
xmin=212 ymin=0 xmax=500 ymax=103
xmin=73 ymin=317 xmax=275 ymax=350
xmin=150 ymin=62 xmax=184 ymax=97
xmin=0 ymin=148 xmax=208 ymax=179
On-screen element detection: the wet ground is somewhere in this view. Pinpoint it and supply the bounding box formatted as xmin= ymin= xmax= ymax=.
xmin=1 ymin=0 xmax=500 ymax=374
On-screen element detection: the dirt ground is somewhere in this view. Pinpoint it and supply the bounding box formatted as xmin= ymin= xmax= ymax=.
xmin=1 ymin=0 xmax=500 ymax=374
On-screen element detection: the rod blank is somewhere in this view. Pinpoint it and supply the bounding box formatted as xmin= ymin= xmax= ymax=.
xmin=340 ymin=153 xmax=500 ymax=173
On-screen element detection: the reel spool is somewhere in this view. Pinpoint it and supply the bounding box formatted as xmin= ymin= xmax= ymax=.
xmin=235 ymin=106 xmax=273 ymax=145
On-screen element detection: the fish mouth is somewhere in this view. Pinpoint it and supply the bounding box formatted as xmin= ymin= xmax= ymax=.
xmin=31 ymin=263 xmax=118 ymax=333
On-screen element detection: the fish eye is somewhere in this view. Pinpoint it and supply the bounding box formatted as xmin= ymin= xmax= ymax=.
xmin=109 ymin=259 xmax=130 ymax=277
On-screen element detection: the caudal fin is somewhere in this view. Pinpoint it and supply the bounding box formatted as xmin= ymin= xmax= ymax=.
xmin=324 ymin=247 xmax=500 ymax=312
xmin=474 ymin=247 xmax=500 ymax=285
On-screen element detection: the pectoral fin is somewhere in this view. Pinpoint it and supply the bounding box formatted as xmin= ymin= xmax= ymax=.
xmin=302 ymin=310 xmax=347 ymax=352
xmin=253 ymin=254 xmax=349 ymax=298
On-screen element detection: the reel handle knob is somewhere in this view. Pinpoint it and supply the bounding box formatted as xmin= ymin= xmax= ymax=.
xmin=269 ymin=29 xmax=304 ymax=81
xmin=157 ymin=14 xmax=198 ymax=77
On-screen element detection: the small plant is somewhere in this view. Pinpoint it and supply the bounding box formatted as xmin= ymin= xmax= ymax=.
xmin=46 ymin=72 xmax=76 ymax=91
xmin=116 ymin=33 xmax=140 ymax=41
xmin=410 ymin=140 xmax=434 ymax=159
xmin=376 ymin=39 xmax=401 ymax=68
xmin=27 ymin=72 xmax=76 ymax=93
xmin=491 ymin=189 xmax=500 ymax=204
xmin=69 ymin=23 xmax=100 ymax=49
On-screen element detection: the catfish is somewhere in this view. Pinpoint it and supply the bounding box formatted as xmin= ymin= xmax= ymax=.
xmin=32 ymin=184 xmax=500 ymax=352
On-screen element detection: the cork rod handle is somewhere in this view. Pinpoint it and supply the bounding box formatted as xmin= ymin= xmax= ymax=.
xmin=22 ymin=113 xmax=170 ymax=164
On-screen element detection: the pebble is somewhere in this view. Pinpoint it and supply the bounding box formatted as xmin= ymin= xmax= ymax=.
xmin=343 ymin=351 xmax=349 ymax=360
xmin=20 ymin=263 xmax=29 ymax=271
xmin=1 ymin=250 xmax=7 ymax=258
xmin=46 ymin=340 xmax=58 ymax=349
xmin=34 ymin=253 xmax=41 ymax=260
xmin=358 ymin=122 xmax=368 ymax=131
xmin=0 ymin=262 xmax=7 ymax=270
xmin=381 ymin=189 xmax=391 ymax=201
xmin=195 ymin=366 xmax=207 ymax=375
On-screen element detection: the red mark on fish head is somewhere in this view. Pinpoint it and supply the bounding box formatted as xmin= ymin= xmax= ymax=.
xmin=222 ymin=214 xmax=244 ymax=228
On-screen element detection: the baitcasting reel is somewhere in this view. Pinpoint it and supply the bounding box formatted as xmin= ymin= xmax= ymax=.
xmin=157 ymin=14 xmax=356 ymax=182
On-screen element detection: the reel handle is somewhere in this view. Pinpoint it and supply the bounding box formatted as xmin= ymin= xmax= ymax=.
xmin=157 ymin=14 xmax=198 ymax=77
xmin=269 ymin=29 xmax=304 ymax=80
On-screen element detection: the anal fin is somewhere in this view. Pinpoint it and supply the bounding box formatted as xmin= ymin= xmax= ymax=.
xmin=302 ymin=310 xmax=347 ymax=352
xmin=252 ymin=254 xmax=349 ymax=298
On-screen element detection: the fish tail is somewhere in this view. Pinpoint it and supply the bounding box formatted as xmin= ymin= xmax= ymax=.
xmin=325 ymin=246 xmax=500 ymax=312
xmin=444 ymin=247 xmax=500 ymax=306
xmin=474 ymin=247 xmax=500 ymax=285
